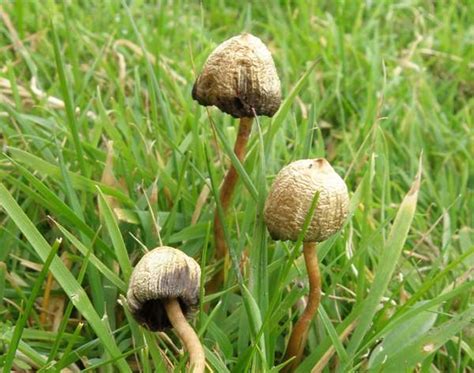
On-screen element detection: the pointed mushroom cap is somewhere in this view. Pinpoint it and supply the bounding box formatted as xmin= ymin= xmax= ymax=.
xmin=126 ymin=246 xmax=200 ymax=331
xmin=192 ymin=33 xmax=281 ymax=118
xmin=264 ymin=158 xmax=349 ymax=243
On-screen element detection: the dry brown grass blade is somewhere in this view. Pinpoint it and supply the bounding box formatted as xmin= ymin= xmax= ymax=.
xmin=0 ymin=5 xmax=24 ymax=54
xmin=100 ymin=141 xmax=121 ymax=211
xmin=311 ymin=321 xmax=357 ymax=373
xmin=113 ymin=39 xmax=186 ymax=84
xmin=0 ymin=76 xmax=97 ymax=119
xmin=36 ymin=252 xmax=71 ymax=331
xmin=40 ymin=272 xmax=54 ymax=325
xmin=191 ymin=181 xmax=210 ymax=225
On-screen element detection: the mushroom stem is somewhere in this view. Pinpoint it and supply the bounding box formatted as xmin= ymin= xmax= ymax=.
xmin=284 ymin=241 xmax=321 ymax=371
xmin=207 ymin=116 xmax=253 ymax=293
xmin=164 ymin=299 xmax=205 ymax=373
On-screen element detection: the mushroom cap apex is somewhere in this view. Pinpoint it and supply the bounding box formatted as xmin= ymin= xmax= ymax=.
xmin=126 ymin=246 xmax=200 ymax=331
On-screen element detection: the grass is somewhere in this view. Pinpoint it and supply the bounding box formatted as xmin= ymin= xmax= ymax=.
xmin=0 ymin=0 xmax=472 ymax=371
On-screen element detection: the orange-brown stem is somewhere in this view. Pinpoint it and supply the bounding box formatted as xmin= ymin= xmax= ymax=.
xmin=284 ymin=242 xmax=321 ymax=372
xmin=207 ymin=117 xmax=253 ymax=294
xmin=164 ymin=299 xmax=205 ymax=373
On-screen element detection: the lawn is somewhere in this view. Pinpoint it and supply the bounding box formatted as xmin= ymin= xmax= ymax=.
xmin=0 ymin=0 xmax=472 ymax=372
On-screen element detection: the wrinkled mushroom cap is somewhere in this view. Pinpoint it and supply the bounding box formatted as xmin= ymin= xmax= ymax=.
xmin=126 ymin=246 xmax=200 ymax=331
xmin=264 ymin=159 xmax=349 ymax=243
xmin=192 ymin=33 xmax=281 ymax=118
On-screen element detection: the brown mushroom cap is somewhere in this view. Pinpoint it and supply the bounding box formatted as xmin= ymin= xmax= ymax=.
xmin=126 ymin=246 xmax=200 ymax=331
xmin=264 ymin=158 xmax=349 ymax=243
xmin=192 ymin=33 xmax=281 ymax=118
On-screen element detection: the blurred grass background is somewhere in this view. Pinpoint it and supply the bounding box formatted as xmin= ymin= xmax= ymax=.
xmin=0 ymin=0 xmax=472 ymax=371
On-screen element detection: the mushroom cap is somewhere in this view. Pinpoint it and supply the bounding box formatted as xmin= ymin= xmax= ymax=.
xmin=126 ymin=246 xmax=201 ymax=331
xmin=192 ymin=33 xmax=281 ymax=118
xmin=264 ymin=159 xmax=349 ymax=243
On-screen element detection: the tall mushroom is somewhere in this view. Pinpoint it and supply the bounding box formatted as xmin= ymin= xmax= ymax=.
xmin=264 ymin=158 xmax=349 ymax=371
xmin=127 ymin=246 xmax=205 ymax=372
xmin=192 ymin=33 xmax=281 ymax=292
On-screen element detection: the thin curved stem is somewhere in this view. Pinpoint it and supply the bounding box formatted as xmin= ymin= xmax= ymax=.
xmin=284 ymin=241 xmax=321 ymax=372
xmin=207 ymin=116 xmax=253 ymax=294
xmin=164 ymin=299 xmax=205 ymax=373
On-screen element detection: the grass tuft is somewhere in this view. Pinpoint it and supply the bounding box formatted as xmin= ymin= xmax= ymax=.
xmin=0 ymin=1 xmax=472 ymax=371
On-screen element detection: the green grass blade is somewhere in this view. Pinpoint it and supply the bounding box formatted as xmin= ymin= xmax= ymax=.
xmin=205 ymin=147 xmax=243 ymax=284
xmin=2 ymin=238 xmax=60 ymax=372
xmin=54 ymin=322 xmax=84 ymax=370
xmin=0 ymin=332 xmax=47 ymax=369
xmin=359 ymin=256 xmax=474 ymax=354
xmin=264 ymin=60 xmax=318 ymax=151
xmin=55 ymin=221 xmax=127 ymax=292
xmin=368 ymin=301 xmax=438 ymax=370
xmin=318 ymin=306 xmax=350 ymax=365
xmin=204 ymin=345 xmax=230 ymax=373
xmin=54 ymin=137 xmax=106 ymax=314
xmin=212 ymin=122 xmax=258 ymax=202
xmin=97 ymin=188 xmax=132 ymax=281
xmin=8 ymin=147 xmax=133 ymax=205
xmin=241 ymin=284 xmax=267 ymax=368
xmin=3 ymin=160 xmax=115 ymax=258
xmin=345 ymin=157 xmax=422 ymax=362
xmin=45 ymin=240 xmax=92 ymax=367
xmin=50 ymin=21 xmax=87 ymax=175
xmin=380 ymin=306 xmax=474 ymax=372
xmin=0 ymin=184 xmax=131 ymax=372
xmin=0 ymin=262 xmax=5 ymax=311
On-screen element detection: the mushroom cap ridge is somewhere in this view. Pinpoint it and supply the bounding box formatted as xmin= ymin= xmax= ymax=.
xmin=264 ymin=159 xmax=349 ymax=243
xmin=126 ymin=246 xmax=201 ymax=331
xmin=192 ymin=33 xmax=281 ymax=118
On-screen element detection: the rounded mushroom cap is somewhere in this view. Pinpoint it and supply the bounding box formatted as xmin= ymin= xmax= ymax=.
xmin=192 ymin=33 xmax=281 ymax=118
xmin=264 ymin=158 xmax=349 ymax=243
xmin=126 ymin=246 xmax=200 ymax=331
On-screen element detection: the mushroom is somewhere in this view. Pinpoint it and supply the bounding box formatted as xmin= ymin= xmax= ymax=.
xmin=192 ymin=33 xmax=281 ymax=292
xmin=264 ymin=158 xmax=349 ymax=371
xmin=127 ymin=246 xmax=205 ymax=372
